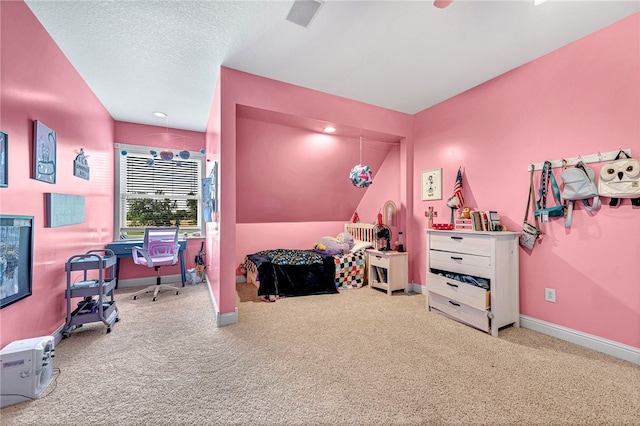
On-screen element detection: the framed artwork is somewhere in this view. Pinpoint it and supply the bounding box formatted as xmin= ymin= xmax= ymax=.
xmin=202 ymin=161 xmax=218 ymax=223
xmin=0 ymin=215 xmax=34 ymax=309
xmin=33 ymin=120 xmax=56 ymax=184
xmin=0 ymin=131 xmax=7 ymax=188
xmin=421 ymin=168 xmax=442 ymax=201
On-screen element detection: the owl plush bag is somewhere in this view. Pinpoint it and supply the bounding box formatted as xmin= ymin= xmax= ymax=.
xmin=598 ymin=150 xmax=640 ymax=206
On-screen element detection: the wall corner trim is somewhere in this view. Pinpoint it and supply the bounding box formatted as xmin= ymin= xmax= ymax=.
xmin=520 ymin=315 xmax=639 ymax=365
xmin=206 ymin=279 xmax=238 ymax=327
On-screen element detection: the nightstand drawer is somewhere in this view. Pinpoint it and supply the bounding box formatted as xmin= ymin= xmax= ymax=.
xmin=429 ymin=292 xmax=489 ymax=332
xmin=430 ymin=232 xmax=491 ymax=256
xmin=369 ymin=253 xmax=390 ymax=269
xmin=427 ymin=272 xmax=490 ymax=309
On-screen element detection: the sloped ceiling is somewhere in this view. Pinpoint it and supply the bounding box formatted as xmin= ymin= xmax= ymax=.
xmin=236 ymin=106 xmax=397 ymax=223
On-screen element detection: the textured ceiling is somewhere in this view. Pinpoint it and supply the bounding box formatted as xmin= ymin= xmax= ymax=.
xmin=25 ymin=1 xmax=639 ymax=132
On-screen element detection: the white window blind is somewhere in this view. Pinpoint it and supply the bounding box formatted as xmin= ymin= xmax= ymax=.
xmin=115 ymin=143 xmax=204 ymax=239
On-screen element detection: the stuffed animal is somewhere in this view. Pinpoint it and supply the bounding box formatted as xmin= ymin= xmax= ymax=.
xmin=313 ymin=232 xmax=355 ymax=255
xmin=336 ymin=231 xmax=355 ymax=252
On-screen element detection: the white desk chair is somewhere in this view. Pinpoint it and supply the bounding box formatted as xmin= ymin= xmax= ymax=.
xmin=130 ymin=228 xmax=181 ymax=301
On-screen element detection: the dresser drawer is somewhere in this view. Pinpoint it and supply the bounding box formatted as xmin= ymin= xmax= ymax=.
xmin=429 ymin=249 xmax=491 ymax=278
xmin=429 ymin=232 xmax=491 ymax=256
xmin=428 ymin=292 xmax=490 ymax=333
xmin=427 ymin=272 xmax=490 ymax=309
xmin=368 ymin=253 xmax=390 ymax=269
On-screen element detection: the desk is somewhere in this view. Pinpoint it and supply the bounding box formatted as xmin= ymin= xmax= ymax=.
xmin=106 ymin=240 xmax=187 ymax=288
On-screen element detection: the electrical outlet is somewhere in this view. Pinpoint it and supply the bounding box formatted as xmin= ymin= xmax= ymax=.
xmin=545 ymin=288 xmax=556 ymax=303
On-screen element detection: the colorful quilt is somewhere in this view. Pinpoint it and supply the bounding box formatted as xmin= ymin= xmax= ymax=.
xmin=335 ymin=251 xmax=367 ymax=290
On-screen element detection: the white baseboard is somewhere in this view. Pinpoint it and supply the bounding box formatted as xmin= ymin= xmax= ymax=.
xmin=520 ymin=315 xmax=640 ymax=365
xmin=413 ymin=284 xmax=637 ymax=365
xmin=117 ymin=274 xmax=183 ymax=289
xmin=206 ymin=280 xmax=238 ymax=327
xmin=408 ymin=283 xmax=426 ymax=294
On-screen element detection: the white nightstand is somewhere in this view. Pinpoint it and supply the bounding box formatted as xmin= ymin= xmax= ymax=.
xmin=366 ymin=249 xmax=409 ymax=295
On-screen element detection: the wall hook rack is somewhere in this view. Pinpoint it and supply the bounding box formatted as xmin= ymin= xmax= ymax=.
xmin=527 ymin=148 xmax=632 ymax=171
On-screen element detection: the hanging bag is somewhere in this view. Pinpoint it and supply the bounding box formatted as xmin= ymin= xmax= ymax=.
xmin=561 ymin=161 xmax=601 ymax=227
xmin=534 ymin=161 xmax=565 ymax=219
xmin=520 ymin=168 xmax=540 ymax=250
xmin=598 ymin=150 xmax=640 ymax=206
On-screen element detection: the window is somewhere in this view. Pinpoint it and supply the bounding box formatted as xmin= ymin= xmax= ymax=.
xmin=115 ymin=143 xmax=205 ymax=239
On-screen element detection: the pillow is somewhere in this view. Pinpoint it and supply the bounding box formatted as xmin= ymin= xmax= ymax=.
xmin=351 ymin=239 xmax=373 ymax=253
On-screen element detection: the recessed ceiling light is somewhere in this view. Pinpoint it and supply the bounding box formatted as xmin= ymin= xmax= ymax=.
xmin=323 ymin=126 xmax=336 ymax=133
xmin=153 ymin=111 xmax=167 ymax=118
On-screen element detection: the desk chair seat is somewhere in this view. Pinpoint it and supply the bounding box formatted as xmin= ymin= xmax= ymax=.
xmin=130 ymin=228 xmax=181 ymax=301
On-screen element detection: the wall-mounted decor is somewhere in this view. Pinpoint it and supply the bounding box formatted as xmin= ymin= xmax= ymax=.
xmin=33 ymin=120 xmax=56 ymax=184
xmin=0 ymin=131 xmax=7 ymax=188
xmin=421 ymin=168 xmax=442 ymax=201
xmin=202 ymin=161 xmax=218 ymax=223
xmin=73 ymin=148 xmax=90 ymax=180
xmin=0 ymin=215 xmax=34 ymax=309
xmin=383 ymin=200 xmax=397 ymax=226
xmin=45 ymin=193 xmax=85 ymax=227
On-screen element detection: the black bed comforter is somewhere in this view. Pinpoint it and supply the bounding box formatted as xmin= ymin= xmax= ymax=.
xmin=246 ymin=249 xmax=338 ymax=297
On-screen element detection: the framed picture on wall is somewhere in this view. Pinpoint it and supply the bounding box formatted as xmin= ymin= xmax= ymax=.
xmin=0 ymin=131 xmax=7 ymax=188
xmin=33 ymin=120 xmax=56 ymax=184
xmin=0 ymin=215 xmax=34 ymax=309
xmin=421 ymin=168 xmax=442 ymax=201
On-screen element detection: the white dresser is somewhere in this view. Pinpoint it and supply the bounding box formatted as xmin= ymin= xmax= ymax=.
xmin=426 ymin=230 xmax=519 ymax=336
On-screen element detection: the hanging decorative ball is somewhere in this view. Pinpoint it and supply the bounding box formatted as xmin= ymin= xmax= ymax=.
xmin=160 ymin=150 xmax=174 ymax=161
xmin=179 ymin=150 xmax=190 ymax=160
xmin=349 ymin=164 xmax=373 ymax=188
xmin=199 ymin=148 xmax=206 ymax=155
xmin=121 ymin=150 xmax=128 ymax=156
xmin=149 ymin=150 xmax=157 ymax=157
xmin=146 ymin=158 xmax=155 ymax=166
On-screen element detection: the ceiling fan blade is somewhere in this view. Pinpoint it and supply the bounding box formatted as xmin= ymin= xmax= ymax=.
xmin=434 ymin=0 xmax=454 ymax=8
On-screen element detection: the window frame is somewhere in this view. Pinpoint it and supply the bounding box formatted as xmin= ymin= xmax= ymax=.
xmin=114 ymin=142 xmax=205 ymax=240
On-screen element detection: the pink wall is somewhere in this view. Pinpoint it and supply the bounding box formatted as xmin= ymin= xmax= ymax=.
xmin=204 ymin=78 xmax=222 ymax=309
xmin=112 ymin=121 xmax=207 ymax=280
xmin=355 ymin=145 xmax=402 ymax=234
xmin=411 ymin=13 xmax=639 ymax=348
xmin=236 ymin=117 xmax=393 ymax=223
xmin=211 ymin=68 xmax=414 ymax=315
xmin=0 ymin=1 xmax=115 ymax=347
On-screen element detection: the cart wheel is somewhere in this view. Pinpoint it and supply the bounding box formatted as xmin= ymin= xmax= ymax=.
xmin=152 ymin=297 xmax=157 ymax=301
xmin=62 ymin=332 xmax=70 ymax=339
xmin=176 ymin=291 xmax=180 ymax=295
xmin=133 ymin=295 xmax=138 ymax=300
xmin=106 ymin=327 xmax=111 ymax=333
xmin=77 ymin=324 xmax=83 ymax=328
xmin=115 ymin=317 xmax=120 ymax=323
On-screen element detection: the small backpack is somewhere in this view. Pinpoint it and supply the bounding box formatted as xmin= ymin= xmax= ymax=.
xmin=561 ymin=161 xmax=600 ymax=227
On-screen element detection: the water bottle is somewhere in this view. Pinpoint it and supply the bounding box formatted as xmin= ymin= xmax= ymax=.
xmin=397 ymin=232 xmax=404 ymax=252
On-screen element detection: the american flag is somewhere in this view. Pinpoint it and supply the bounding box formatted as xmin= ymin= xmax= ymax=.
xmin=453 ymin=167 xmax=464 ymax=207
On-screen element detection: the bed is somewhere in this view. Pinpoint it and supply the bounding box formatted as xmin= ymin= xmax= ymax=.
xmin=240 ymin=223 xmax=376 ymax=299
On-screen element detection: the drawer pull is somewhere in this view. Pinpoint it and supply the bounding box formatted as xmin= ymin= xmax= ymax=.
xmin=450 ymin=236 xmax=463 ymax=240
xmin=448 ymin=301 xmax=461 ymax=307
xmin=446 ymin=282 xmax=459 ymax=288
xmin=450 ymin=256 xmax=463 ymax=261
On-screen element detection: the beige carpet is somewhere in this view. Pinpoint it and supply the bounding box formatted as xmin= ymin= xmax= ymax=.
xmin=1 ymin=282 xmax=639 ymax=425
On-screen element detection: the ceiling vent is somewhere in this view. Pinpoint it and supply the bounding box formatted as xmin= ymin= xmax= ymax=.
xmin=286 ymin=0 xmax=323 ymax=28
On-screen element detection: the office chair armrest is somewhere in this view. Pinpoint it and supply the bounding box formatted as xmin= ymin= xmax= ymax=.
xmin=131 ymin=246 xmax=154 ymax=265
